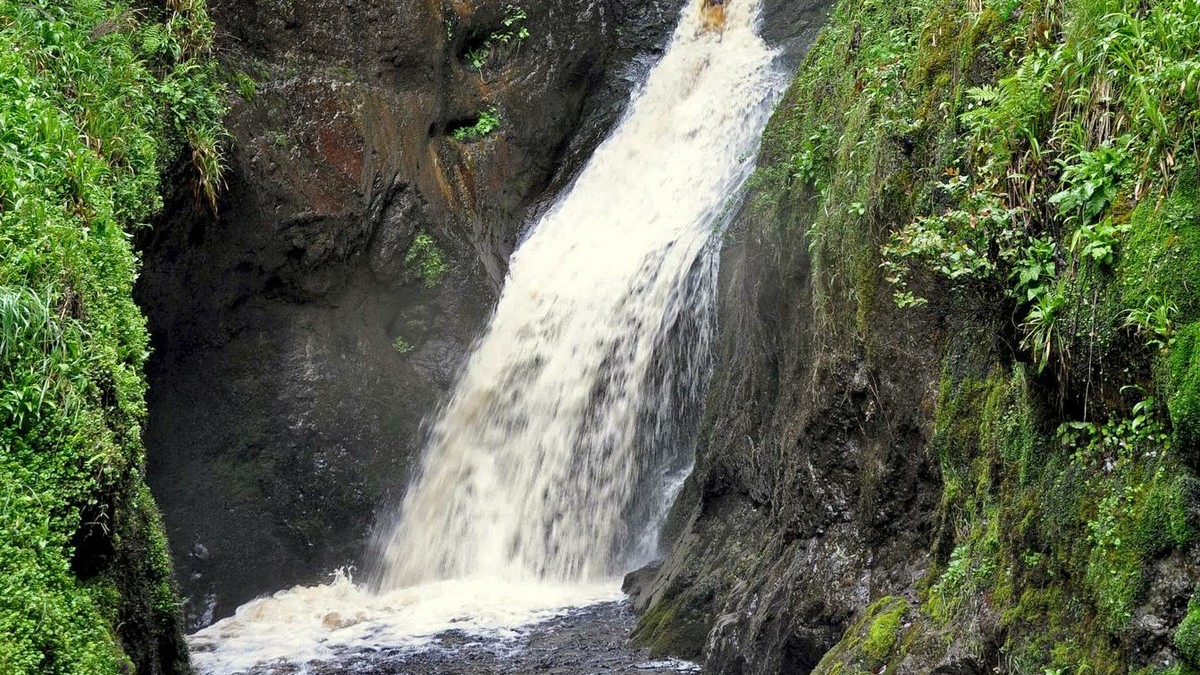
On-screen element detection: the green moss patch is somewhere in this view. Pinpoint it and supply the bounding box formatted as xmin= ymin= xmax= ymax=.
xmin=632 ymin=596 xmax=711 ymax=660
xmin=1169 ymin=323 xmax=1200 ymax=458
xmin=812 ymin=597 xmax=917 ymax=674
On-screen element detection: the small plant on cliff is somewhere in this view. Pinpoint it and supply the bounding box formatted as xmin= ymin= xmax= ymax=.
xmin=392 ymin=337 xmax=414 ymax=354
xmin=452 ymin=107 xmax=501 ymax=142
xmin=464 ymin=5 xmax=529 ymax=75
xmin=467 ymin=47 xmax=489 ymax=70
xmin=405 ymin=233 xmax=447 ymax=288
xmin=497 ymin=5 xmax=530 ymax=44
xmin=1050 ymin=140 xmax=1134 ymax=230
xmin=233 ymin=70 xmax=257 ymax=101
xmin=1124 ymin=295 xmax=1178 ymax=353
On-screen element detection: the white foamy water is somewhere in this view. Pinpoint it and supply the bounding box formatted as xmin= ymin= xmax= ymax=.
xmin=190 ymin=1 xmax=784 ymax=671
xmin=190 ymin=571 xmax=622 ymax=672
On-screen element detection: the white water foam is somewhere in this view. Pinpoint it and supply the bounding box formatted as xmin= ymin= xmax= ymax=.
xmin=189 ymin=570 xmax=621 ymax=672
xmin=189 ymin=0 xmax=784 ymax=671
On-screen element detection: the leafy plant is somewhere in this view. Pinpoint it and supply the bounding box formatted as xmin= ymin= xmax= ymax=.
xmin=451 ymin=107 xmax=501 ymax=142
xmin=1021 ymin=289 xmax=1065 ymax=374
xmin=266 ymin=129 xmax=290 ymax=149
xmin=467 ymin=48 xmax=488 ymax=70
xmin=405 ymin=233 xmax=447 ymax=287
xmin=233 ymin=70 xmax=257 ymax=100
xmin=1124 ymin=295 xmax=1178 ymax=352
xmin=1070 ymin=218 xmax=1129 ymax=267
xmin=881 ymin=178 xmax=1023 ymax=306
xmin=789 ymin=129 xmax=827 ymax=188
xmin=464 ymin=4 xmax=530 ymax=75
xmin=392 ymin=337 xmax=414 ymax=354
xmin=1049 ymin=140 xmax=1133 ymax=228
xmin=498 ymin=5 xmax=530 ymax=43
xmin=1010 ymin=237 xmax=1057 ymax=302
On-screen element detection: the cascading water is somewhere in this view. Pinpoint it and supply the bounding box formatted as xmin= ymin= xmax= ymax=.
xmin=189 ymin=2 xmax=784 ymax=672
xmin=372 ymin=0 xmax=780 ymax=587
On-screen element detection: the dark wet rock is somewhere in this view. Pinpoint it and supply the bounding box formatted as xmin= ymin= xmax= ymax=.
xmin=1129 ymin=551 xmax=1200 ymax=667
xmin=623 ymin=560 xmax=663 ymax=613
xmin=631 ymin=168 xmax=945 ymax=673
xmin=138 ymin=0 xmax=682 ymax=630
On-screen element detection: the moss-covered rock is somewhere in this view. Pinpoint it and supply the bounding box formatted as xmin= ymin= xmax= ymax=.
xmin=0 ymin=0 xmax=224 ymax=671
xmin=1176 ymin=592 xmax=1200 ymax=667
xmin=1169 ymin=323 xmax=1200 ymax=459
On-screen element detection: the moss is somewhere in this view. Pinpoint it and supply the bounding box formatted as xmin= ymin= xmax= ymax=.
xmin=862 ymin=598 xmax=906 ymax=663
xmin=917 ymin=349 xmax=1190 ymax=665
xmin=632 ymin=596 xmax=710 ymax=660
xmin=1169 ymin=323 xmax=1200 ymax=458
xmin=811 ymin=597 xmax=915 ymax=674
xmin=1176 ymin=592 xmax=1200 ymax=667
xmin=1118 ymin=165 xmax=1200 ymax=322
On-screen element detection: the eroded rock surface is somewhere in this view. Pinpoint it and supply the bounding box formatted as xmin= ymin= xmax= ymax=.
xmin=626 ymin=204 xmax=943 ymax=672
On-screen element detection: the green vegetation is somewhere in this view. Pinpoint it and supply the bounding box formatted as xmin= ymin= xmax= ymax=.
xmin=267 ymin=129 xmax=291 ymax=149
xmin=0 ymin=0 xmax=226 ymax=671
xmin=233 ymin=70 xmax=257 ymax=101
xmin=392 ymin=336 xmax=414 ymax=354
xmin=751 ymin=0 xmax=1200 ymax=670
xmin=1177 ymin=592 xmax=1200 ymax=667
xmin=631 ymin=595 xmax=710 ymax=660
xmin=465 ymin=5 xmax=530 ymax=72
xmin=405 ymin=232 xmax=447 ymax=287
xmin=861 ymin=597 xmax=906 ymax=662
xmin=451 ymin=107 xmax=501 ymax=142
xmin=811 ymin=597 xmax=916 ymax=674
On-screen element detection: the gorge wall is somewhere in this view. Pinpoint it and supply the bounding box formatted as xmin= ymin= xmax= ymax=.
xmin=136 ymin=0 xmax=687 ymax=628
xmin=631 ymin=0 xmax=1200 ymax=673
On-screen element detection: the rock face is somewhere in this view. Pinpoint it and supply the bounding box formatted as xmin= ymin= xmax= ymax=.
xmin=617 ymin=6 xmax=973 ymax=674
xmin=137 ymin=0 xmax=680 ymax=628
xmin=629 ymin=0 xmax=1200 ymax=672
xmin=627 ymin=190 xmax=944 ymax=674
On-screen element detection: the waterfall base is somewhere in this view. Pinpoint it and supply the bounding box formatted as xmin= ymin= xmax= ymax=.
xmin=191 ymin=592 xmax=697 ymax=674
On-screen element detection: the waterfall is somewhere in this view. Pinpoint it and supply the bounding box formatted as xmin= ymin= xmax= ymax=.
xmin=373 ymin=0 xmax=779 ymax=588
xmin=188 ymin=1 xmax=782 ymax=671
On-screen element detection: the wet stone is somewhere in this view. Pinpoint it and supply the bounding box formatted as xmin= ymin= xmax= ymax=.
xmin=232 ymin=602 xmax=698 ymax=675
